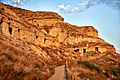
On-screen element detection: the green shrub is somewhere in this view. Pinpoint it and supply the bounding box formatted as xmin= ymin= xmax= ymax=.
xmin=32 ymin=76 xmax=40 ymax=80
xmin=77 ymin=60 xmax=101 ymax=73
xmin=110 ymin=68 xmax=118 ymax=76
xmin=103 ymin=72 xmax=109 ymax=78
xmin=77 ymin=60 xmax=83 ymax=64
xmin=115 ymin=77 xmax=120 ymax=80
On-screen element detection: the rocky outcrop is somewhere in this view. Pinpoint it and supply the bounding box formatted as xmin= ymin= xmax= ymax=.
xmin=0 ymin=3 xmax=119 ymax=80
xmin=66 ymin=52 xmax=120 ymax=80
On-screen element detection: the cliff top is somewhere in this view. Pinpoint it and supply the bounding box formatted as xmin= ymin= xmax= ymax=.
xmin=0 ymin=3 xmax=119 ymax=80
xmin=0 ymin=3 xmax=64 ymax=21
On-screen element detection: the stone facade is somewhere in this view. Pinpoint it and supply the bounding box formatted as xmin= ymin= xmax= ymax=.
xmin=0 ymin=3 xmax=115 ymax=55
xmin=0 ymin=3 xmax=119 ymax=80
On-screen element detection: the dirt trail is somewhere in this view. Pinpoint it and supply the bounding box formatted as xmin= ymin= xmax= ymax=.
xmin=48 ymin=65 xmax=66 ymax=80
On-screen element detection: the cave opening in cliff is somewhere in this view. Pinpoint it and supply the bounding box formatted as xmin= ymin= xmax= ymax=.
xmin=0 ymin=24 xmax=1 ymax=32
xmin=18 ymin=29 xmax=20 ymax=32
xmin=8 ymin=19 xmax=12 ymax=35
xmin=83 ymin=49 xmax=86 ymax=53
xmin=1 ymin=8 xmax=5 ymax=10
xmin=74 ymin=49 xmax=79 ymax=52
xmin=9 ymin=27 xmax=12 ymax=35
xmin=44 ymin=38 xmax=47 ymax=44
xmin=95 ymin=47 xmax=99 ymax=51
xmin=37 ymin=24 xmax=39 ymax=27
xmin=0 ymin=21 xmax=2 ymax=30
xmin=36 ymin=35 xmax=38 ymax=38
xmin=0 ymin=15 xmax=4 ymax=31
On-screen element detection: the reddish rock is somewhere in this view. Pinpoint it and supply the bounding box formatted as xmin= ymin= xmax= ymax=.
xmin=0 ymin=3 xmax=119 ymax=80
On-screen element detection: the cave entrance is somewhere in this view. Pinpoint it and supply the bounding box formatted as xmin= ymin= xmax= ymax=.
xmin=8 ymin=19 xmax=12 ymax=35
xmin=36 ymin=35 xmax=38 ymax=38
xmin=0 ymin=21 xmax=2 ymax=32
xmin=74 ymin=49 xmax=79 ymax=52
xmin=83 ymin=49 xmax=86 ymax=53
xmin=18 ymin=29 xmax=20 ymax=32
xmin=0 ymin=15 xmax=4 ymax=32
xmin=44 ymin=38 xmax=47 ymax=44
xmin=9 ymin=27 xmax=12 ymax=35
xmin=95 ymin=47 xmax=99 ymax=51
xmin=0 ymin=24 xmax=2 ymax=32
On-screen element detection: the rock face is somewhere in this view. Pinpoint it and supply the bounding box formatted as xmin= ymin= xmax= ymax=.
xmin=66 ymin=52 xmax=120 ymax=80
xmin=0 ymin=3 xmax=119 ymax=80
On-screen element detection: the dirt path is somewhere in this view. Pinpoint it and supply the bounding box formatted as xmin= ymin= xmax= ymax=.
xmin=48 ymin=65 xmax=66 ymax=80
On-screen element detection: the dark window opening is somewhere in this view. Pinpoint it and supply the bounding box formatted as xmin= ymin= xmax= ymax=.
xmin=0 ymin=24 xmax=2 ymax=32
xmin=44 ymin=38 xmax=47 ymax=44
xmin=18 ymin=29 xmax=20 ymax=32
xmin=37 ymin=24 xmax=39 ymax=26
xmin=36 ymin=35 xmax=38 ymax=38
xmin=9 ymin=27 xmax=12 ymax=35
xmin=0 ymin=16 xmax=3 ymax=32
xmin=1 ymin=8 xmax=5 ymax=10
xmin=74 ymin=49 xmax=79 ymax=52
xmin=83 ymin=49 xmax=86 ymax=53
xmin=83 ymin=28 xmax=88 ymax=32
xmin=95 ymin=47 xmax=99 ymax=51
xmin=0 ymin=22 xmax=1 ymax=28
xmin=0 ymin=20 xmax=3 ymax=24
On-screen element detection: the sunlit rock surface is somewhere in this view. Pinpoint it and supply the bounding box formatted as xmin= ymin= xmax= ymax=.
xmin=0 ymin=3 xmax=119 ymax=80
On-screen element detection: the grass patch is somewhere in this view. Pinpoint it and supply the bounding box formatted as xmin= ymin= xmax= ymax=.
xmin=77 ymin=60 xmax=101 ymax=73
xmin=103 ymin=72 xmax=109 ymax=78
xmin=110 ymin=68 xmax=119 ymax=76
xmin=115 ymin=77 xmax=120 ymax=80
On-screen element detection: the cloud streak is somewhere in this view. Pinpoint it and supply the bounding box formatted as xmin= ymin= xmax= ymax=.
xmin=1 ymin=0 xmax=31 ymax=6
xmin=117 ymin=48 xmax=120 ymax=53
xmin=97 ymin=0 xmax=120 ymax=9
xmin=57 ymin=0 xmax=120 ymax=13
xmin=58 ymin=4 xmax=83 ymax=13
xmin=58 ymin=0 xmax=95 ymax=13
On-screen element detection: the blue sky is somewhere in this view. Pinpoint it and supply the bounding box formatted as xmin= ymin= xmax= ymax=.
xmin=1 ymin=0 xmax=120 ymax=53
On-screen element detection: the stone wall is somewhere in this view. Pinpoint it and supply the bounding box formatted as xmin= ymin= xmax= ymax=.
xmin=0 ymin=17 xmax=115 ymax=54
xmin=78 ymin=26 xmax=98 ymax=37
xmin=0 ymin=3 xmax=116 ymax=56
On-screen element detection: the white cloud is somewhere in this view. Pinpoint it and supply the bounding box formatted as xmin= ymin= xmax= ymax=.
xmin=11 ymin=0 xmax=31 ymax=5
xmin=58 ymin=4 xmax=65 ymax=9
xmin=117 ymin=48 xmax=120 ymax=53
xmin=58 ymin=4 xmax=81 ymax=13
xmin=57 ymin=0 xmax=96 ymax=13
xmin=57 ymin=0 xmax=120 ymax=13
xmin=99 ymin=0 xmax=120 ymax=9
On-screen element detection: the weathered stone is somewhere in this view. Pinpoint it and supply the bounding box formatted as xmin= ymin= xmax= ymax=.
xmin=0 ymin=3 xmax=119 ymax=80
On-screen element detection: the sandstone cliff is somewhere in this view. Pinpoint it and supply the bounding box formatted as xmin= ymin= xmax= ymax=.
xmin=0 ymin=3 xmax=119 ymax=80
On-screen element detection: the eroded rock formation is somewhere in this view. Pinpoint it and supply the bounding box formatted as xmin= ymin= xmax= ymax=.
xmin=0 ymin=3 xmax=119 ymax=80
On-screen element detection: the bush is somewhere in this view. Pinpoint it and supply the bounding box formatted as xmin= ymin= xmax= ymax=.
xmin=110 ymin=68 xmax=118 ymax=76
xmin=77 ymin=60 xmax=101 ymax=73
xmin=103 ymin=72 xmax=109 ymax=78
xmin=115 ymin=77 xmax=120 ymax=80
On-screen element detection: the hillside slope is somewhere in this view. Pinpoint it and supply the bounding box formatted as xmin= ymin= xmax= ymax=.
xmin=0 ymin=3 xmax=119 ymax=80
